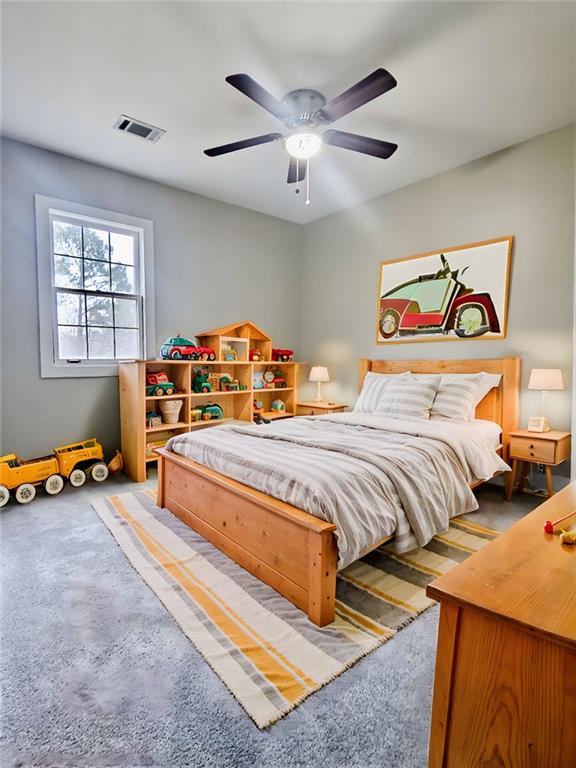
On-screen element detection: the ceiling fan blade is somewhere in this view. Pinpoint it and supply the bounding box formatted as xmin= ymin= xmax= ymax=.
xmin=204 ymin=133 xmax=283 ymax=157
xmin=225 ymin=74 xmax=288 ymax=121
xmin=318 ymin=69 xmax=397 ymax=124
xmin=323 ymin=130 xmax=398 ymax=159
xmin=287 ymin=157 xmax=306 ymax=183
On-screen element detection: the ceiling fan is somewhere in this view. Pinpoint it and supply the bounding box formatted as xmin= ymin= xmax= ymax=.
xmin=204 ymin=69 xmax=398 ymax=204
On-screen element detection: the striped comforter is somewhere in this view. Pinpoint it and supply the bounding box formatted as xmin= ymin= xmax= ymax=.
xmin=167 ymin=413 xmax=508 ymax=569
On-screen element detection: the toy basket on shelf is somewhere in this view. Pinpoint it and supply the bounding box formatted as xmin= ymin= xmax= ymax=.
xmin=159 ymin=399 xmax=183 ymax=424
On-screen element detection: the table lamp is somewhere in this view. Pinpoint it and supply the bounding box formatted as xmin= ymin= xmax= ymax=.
xmin=309 ymin=366 xmax=330 ymax=402
xmin=527 ymin=368 xmax=564 ymax=431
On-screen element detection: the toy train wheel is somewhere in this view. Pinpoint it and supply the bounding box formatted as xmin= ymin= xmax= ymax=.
xmin=155 ymin=387 xmax=165 ymax=396
xmin=170 ymin=350 xmax=182 ymax=359
xmin=165 ymin=387 xmax=175 ymax=395
xmin=90 ymin=463 xmax=109 ymax=482
xmin=0 ymin=485 xmax=10 ymax=508
xmin=15 ymin=483 xmax=36 ymax=504
xmin=44 ymin=474 xmax=64 ymax=495
xmin=69 ymin=468 xmax=87 ymax=488
xmin=208 ymin=353 xmax=215 ymax=361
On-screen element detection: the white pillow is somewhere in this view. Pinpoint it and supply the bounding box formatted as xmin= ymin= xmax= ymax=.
xmin=412 ymin=372 xmax=502 ymax=422
xmin=474 ymin=372 xmax=502 ymax=404
xmin=430 ymin=374 xmax=483 ymax=422
xmin=354 ymin=372 xmax=411 ymax=413
xmin=375 ymin=376 xmax=439 ymax=421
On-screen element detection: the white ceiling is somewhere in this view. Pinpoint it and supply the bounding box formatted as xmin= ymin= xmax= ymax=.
xmin=2 ymin=1 xmax=575 ymax=224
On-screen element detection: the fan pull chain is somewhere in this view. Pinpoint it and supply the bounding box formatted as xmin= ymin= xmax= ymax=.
xmin=305 ymin=158 xmax=310 ymax=205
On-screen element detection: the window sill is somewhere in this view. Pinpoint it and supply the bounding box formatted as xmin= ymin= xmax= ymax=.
xmin=41 ymin=361 xmax=124 ymax=379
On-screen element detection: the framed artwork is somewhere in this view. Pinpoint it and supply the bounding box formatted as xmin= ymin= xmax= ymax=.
xmin=376 ymin=236 xmax=512 ymax=344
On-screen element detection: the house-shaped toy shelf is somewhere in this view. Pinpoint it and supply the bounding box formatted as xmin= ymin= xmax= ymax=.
xmin=196 ymin=321 xmax=272 ymax=362
xmin=119 ymin=320 xmax=300 ymax=481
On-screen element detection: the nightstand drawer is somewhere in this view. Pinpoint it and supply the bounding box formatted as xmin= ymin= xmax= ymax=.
xmin=510 ymin=437 xmax=556 ymax=463
xmin=297 ymin=405 xmax=341 ymax=416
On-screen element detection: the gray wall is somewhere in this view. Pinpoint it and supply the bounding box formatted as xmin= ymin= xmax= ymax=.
xmin=299 ymin=126 xmax=575 ymax=432
xmin=0 ymin=138 xmax=302 ymax=457
xmin=2 ymin=126 xmax=574 ymax=460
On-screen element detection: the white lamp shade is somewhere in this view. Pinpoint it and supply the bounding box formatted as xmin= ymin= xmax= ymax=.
xmin=309 ymin=366 xmax=330 ymax=383
xmin=528 ymin=368 xmax=564 ymax=391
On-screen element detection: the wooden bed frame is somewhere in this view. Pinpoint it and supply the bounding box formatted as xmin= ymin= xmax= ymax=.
xmin=156 ymin=357 xmax=519 ymax=627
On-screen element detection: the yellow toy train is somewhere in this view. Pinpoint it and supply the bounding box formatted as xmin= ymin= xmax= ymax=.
xmin=0 ymin=438 xmax=109 ymax=506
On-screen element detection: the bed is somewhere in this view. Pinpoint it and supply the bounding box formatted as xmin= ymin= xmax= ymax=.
xmin=155 ymin=357 xmax=520 ymax=626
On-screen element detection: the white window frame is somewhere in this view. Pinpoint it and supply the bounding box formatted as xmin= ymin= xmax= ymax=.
xmin=35 ymin=195 xmax=155 ymax=378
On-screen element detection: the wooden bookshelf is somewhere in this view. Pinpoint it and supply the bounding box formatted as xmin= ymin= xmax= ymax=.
xmin=119 ymin=358 xmax=300 ymax=481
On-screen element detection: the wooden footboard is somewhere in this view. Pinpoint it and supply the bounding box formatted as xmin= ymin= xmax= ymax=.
xmin=156 ymin=447 xmax=339 ymax=626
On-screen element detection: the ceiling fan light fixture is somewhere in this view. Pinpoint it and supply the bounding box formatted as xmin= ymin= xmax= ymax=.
xmin=285 ymin=132 xmax=322 ymax=159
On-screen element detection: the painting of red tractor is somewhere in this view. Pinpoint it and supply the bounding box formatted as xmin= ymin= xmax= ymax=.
xmin=377 ymin=237 xmax=511 ymax=343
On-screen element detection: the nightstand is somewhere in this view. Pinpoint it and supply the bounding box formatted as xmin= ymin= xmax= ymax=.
xmin=296 ymin=401 xmax=348 ymax=416
xmin=505 ymin=429 xmax=571 ymax=501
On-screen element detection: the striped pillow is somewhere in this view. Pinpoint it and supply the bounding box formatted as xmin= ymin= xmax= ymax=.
xmin=374 ymin=376 xmax=439 ymax=421
xmin=354 ymin=372 xmax=410 ymax=414
xmin=430 ymin=374 xmax=483 ymax=423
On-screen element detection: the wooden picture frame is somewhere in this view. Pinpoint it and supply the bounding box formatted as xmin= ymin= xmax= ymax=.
xmin=527 ymin=416 xmax=548 ymax=433
xmin=376 ymin=236 xmax=513 ymax=345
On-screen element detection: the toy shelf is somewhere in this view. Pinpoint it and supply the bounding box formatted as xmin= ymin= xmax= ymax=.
xmin=261 ymin=411 xmax=294 ymax=421
xmin=119 ymin=357 xmax=300 ymax=481
xmin=146 ymin=393 xmax=189 ymax=401
xmin=146 ymin=421 xmax=188 ymax=433
xmin=190 ymin=390 xmax=248 ymax=399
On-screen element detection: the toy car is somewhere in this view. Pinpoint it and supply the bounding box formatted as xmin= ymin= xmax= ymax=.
xmin=253 ymin=400 xmax=270 ymax=425
xmin=160 ymin=336 xmax=216 ymax=361
xmin=193 ymin=369 xmax=212 ymax=393
xmin=265 ymin=368 xmax=287 ymax=388
xmin=145 ymin=371 xmax=175 ymax=396
xmin=199 ymin=403 xmax=224 ymax=420
xmin=0 ymin=438 xmax=108 ymax=506
xmin=378 ymin=255 xmax=501 ymax=340
xmin=272 ymin=348 xmax=294 ymax=362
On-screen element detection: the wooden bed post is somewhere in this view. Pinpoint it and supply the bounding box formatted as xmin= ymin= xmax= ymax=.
xmin=156 ymin=450 xmax=166 ymax=509
xmin=500 ymin=357 xmax=520 ymax=462
xmin=358 ymin=359 xmax=372 ymax=391
xmin=307 ymin=528 xmax=339 ymax=626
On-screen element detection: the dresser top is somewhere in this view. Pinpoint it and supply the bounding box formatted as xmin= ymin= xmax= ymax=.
xmin=297 ymin=401 xmax=347 ymax=409
xmin=509 ymin=429 xmax=570 ymax=441
xmin=427 ymin=484 xmax=576 ymax=648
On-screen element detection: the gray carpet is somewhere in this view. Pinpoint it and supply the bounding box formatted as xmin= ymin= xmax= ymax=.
xmin=1 ymin=473 xmax=544 ymax=768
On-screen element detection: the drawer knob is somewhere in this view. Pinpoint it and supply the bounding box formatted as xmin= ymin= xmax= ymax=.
xmin=530 ymin=452 xmax=535 ymax=457
xmin=529 ymin=444 xmax=534 ymax=449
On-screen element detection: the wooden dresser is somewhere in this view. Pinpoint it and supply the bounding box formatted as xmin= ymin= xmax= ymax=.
xmin=427 ymin=484 xmax=576 ymax=768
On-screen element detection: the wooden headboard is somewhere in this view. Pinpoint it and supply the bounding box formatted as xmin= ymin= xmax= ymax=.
xmin=359 ymin=357 xmax=520 ymax=458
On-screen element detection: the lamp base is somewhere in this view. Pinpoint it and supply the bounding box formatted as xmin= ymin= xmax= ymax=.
xmin=314 ymin=381 xmax=323 ymax=402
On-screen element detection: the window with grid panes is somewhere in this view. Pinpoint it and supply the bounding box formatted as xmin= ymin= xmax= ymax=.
xmin=51 ymin=215 xmax=143 ymax=362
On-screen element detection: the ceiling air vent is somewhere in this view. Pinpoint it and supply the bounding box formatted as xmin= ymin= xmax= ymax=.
xmin=113 ymin=115 xmax=165 ymax=142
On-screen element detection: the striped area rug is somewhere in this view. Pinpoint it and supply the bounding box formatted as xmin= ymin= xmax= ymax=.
xmin=93 ymin=491 xmax=497 ymax=728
